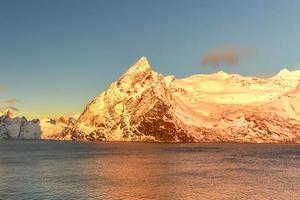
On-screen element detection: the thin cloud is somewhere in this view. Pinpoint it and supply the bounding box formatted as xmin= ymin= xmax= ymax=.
xmin=0 ymin=98 xmax=19 ymax=112
xmin=4 ymin=98 xmax=18 ymax=105
xmin=0 ymin=85 xmax=6 ymax=92
xmin=7 ymin=106 xmax=19 ymax=112
xmin=0 ymin=86 xmax=20 ymax=112
xmin=201 ymin=45 xmax=255 ymax=66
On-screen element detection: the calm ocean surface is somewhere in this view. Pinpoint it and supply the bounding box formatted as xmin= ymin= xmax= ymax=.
xmin=0 ymin=140 xmax=300 ymax=200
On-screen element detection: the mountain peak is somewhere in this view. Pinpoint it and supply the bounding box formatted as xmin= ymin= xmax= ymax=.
xmin=136 ymin=56 xmax=150 ymax=66
xmin=126 ymin=56 xmax=152 ymax=74
xmin=274 ymin=68 xmax=300 ymax=80
xmin=212 ymin=71 xmax=230 ymax=79
xmin=277 ymin=68 xmax=290 ymax=75
xmin=0 ymin=109 xmax=15 ymax=118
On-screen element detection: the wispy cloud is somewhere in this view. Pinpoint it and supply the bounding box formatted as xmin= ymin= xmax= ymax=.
xmin=3 ymin=98 xmax=18 ymax=105
xmin=0 ymin=98 xmax=19 ymax=112
xmin=0 ymin=85 xmax=6 ymax=92
xmin=0 ymin=85 xmax=20 ymax=112
xmin=6 ymin=106 xmax=19 ymax=112
xmin=201 ymin=45 xmax=255 ymax=66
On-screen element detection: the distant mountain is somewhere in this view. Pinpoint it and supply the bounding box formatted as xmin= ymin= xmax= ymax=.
xmin=41 ymin=57 xmax=300 ymax=143
xmin=40 ymin=116 xmax=76 ymax=140
xmin=0 ymin=109 xmax=41 ymax=139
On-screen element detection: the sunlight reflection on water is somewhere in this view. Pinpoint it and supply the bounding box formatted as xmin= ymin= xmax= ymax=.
xmin=0 ymin=141 xmax=300 ymax=200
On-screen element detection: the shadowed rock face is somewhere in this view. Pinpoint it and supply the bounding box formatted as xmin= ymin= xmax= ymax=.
xmin=0 ymin=110 xmax=41 ymax=139
xmin=43 ymin=57 xmax=300 ymax=143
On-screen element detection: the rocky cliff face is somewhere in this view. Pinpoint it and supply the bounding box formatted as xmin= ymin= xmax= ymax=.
xmin=0 ymin=110 xmax=41 ymax=139
xmin=42 ymin=57 xmax=300 ymax=143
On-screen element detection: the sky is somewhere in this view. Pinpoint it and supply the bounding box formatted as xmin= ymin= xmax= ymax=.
xmin=1 ymin=0 xmax=300 ymax=119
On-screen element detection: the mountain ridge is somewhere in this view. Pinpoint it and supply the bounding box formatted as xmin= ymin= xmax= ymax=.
xmin=41 ymin=57 xmax=300 ymax=143
xmin=3 ymin=57 xmax=300 ymax=143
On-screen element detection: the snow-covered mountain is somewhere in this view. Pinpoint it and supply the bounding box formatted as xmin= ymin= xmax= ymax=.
xmin=40 ymin=116 xmax=76 ymax=140
xmin=0 ymin=109 xmax=41 ymax=139
xmin=44 ymin=57 xmax=300 ymax=143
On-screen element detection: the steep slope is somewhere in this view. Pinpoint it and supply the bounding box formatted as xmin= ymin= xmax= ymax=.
xmin=71 ymin=57 xmax=189 ymax=141
xmin=47 ymin=57 xmax=300 ymax=143
xmin=0 ymin=110 xmax=41 ymax=139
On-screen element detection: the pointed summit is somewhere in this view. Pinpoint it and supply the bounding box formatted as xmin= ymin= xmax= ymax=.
xmin=135 ymin=56 xmax=150 ymax=67
xmin=126 ymin=56 xmax=152 ymax=74
xmin=0 ymin=109 xmax=15 ymax=118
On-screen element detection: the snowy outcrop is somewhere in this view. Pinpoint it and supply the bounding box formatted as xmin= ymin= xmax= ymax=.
xmin=0 ymin=110 xmax=41 ymax=139
xmin=43 ymin=57 xmax=300 ymax=143
xmin=40 ymin=116 xmax=76 ymax=140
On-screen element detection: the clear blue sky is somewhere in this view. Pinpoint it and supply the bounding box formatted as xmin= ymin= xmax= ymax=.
xmin=1 ymin=0 xmax=300 ymax=118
